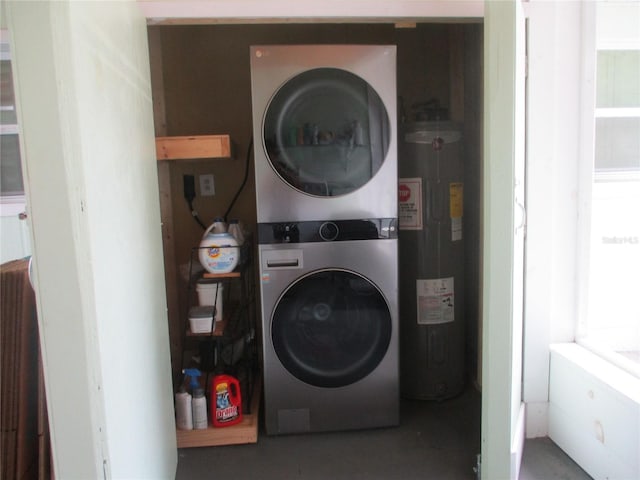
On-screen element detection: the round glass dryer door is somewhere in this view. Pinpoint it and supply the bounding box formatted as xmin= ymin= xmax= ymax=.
xmin=264 ymin=68 xmax=391 ymax=197
xmin=272 ymin=270 xmax=392 ymax=388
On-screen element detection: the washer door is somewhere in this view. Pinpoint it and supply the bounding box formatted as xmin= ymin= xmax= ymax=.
xmin=272 ymin=269 xmax=392 ymax=388
xmin=263 ymin=68 xmax=391 ymax=197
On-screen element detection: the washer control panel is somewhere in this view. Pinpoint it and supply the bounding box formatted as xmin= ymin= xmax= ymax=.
xmin=258 ymin=218 xmax=397 ymax=244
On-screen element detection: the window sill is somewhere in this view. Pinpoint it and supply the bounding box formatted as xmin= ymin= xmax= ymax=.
xmin=0 ymin=195 xmax=26 ymax=217
xmin=548 ymin=343 xmax=640 ymax=480
xmin=577 ymin=337 xmax=640 ymax=380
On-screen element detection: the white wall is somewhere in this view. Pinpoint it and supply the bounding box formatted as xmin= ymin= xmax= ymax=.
xmin=525 ymin=10 xmax=640 ymax=480
xmin=523 ymin=0 xmax=583 ymax=438
xmin=7 ymin=1 xmax=176 ymax=478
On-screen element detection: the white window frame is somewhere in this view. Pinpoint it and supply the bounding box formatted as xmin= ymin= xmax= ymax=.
xmin=0 ymin=28 xmax=30 ymax=265
xmin=1 ymin=28 xmax=26 ymax=213
xmin=575 ymin=1 xmax=640 ymax=380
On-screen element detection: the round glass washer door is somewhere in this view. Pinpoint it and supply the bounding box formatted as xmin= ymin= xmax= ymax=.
xmin=263 ymin=68 xmax=391 ymax=197
xmin=271 ymin=269 xmax=392 ymax=388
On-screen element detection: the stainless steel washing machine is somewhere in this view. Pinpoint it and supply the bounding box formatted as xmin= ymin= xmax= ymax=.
xmin=258 ymin=219 xmax=399 ymax=435
xmin=250 ymin=45 xmax=397 ymax=222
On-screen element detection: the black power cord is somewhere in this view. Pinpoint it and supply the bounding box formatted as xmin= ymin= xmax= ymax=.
xmin=184 ymin=174 xmax=207 ymax=230
xmin=223 ymin=137 xmax=253 ymax=222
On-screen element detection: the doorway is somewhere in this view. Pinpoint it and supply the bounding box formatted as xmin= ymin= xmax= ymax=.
xmin=148 ymin=18 xmax=484 ymax=458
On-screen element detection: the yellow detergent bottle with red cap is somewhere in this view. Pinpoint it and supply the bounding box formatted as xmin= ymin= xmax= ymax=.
xmin=211 ymin=374 xmax=242 ymax=427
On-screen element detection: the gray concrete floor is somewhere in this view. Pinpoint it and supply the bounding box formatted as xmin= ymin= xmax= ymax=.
xmin=521 ymin=437 xmax=592 ymax=480
xmin=176 ymin=386 xmax=592 ymax=479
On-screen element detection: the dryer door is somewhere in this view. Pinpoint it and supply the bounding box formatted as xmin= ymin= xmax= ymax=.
xmin=271 ymin=269 xmax=392 ymax=388
xmin=263 ymin=68 xmax=391 ymax=197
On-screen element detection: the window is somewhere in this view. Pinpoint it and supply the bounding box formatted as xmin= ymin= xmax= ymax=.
xmin=1 ymin=32 xmax=25 ymax=200
xmin=577 ymin=1 xmax=640 ymax=378
xmin=0 ymin=29 xmax=31 ymax=265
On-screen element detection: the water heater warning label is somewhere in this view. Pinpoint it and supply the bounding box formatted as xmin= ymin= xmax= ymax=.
xmin=449 ymin=183 xmax=463 ymax=218
xmin=449 ymin=182 xmax=463 ymax=242
xmin=398 ymin=178 xmax=423 ymax=230
xmin=416 ymin=277 xmax=454 ymax=325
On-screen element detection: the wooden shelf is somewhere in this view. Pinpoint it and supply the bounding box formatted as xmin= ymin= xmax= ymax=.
xmin=202 ymin=270 xmax=241 ymax=279
xmin=176 ymin=375 xmax=261 ymax=448
xmin=155 ymin=134 xmax=232 ymax=160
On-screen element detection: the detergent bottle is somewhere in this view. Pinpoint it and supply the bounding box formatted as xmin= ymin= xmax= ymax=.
xmin=198 ymin=223 xmax=239 ymax=274
xmin=211 ymin=374 xmax=242 ymax=427
xmin=227 ymin=219 xmax=245 ymax=245
xmin=210 ymin=217 xmax=227 ymax=234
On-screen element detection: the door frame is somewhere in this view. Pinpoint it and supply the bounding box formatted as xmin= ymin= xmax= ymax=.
xmin=9 ymin=1 xmax=527 ymax=478
xmin=145 ymin=2 xmax=529 ymax=477
xmin=481 ymin=1 xmax=527 ymax=478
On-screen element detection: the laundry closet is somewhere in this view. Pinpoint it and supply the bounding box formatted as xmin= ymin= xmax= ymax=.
xmin=149 ymin=21 xmax=483 ymax=443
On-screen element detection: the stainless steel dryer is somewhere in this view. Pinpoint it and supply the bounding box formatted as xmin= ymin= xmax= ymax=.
xmin=258 ymin=219 xmax=399 ymax=435
xmin=250 ymin=45 xmax=397 ymax=222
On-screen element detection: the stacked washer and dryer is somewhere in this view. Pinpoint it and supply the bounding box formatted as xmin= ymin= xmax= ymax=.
xmin=249 ymin=45 xmax=399 ymax=435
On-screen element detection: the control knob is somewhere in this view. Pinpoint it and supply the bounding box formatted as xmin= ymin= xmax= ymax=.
xmin=319 ymin=222 xmax=339 ymax=241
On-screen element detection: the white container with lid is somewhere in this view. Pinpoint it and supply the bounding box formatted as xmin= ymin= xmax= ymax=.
xmin=196 ymin=279 xmax=223 ymax=322
xmin=189 ymin=306 xmax=214 ymax=333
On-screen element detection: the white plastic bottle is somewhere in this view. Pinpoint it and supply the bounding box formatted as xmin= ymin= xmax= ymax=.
xmin=175 ymin=387 xmax=193 ymax=430
xmin=211 ymin=217 xmax=227 ymax=233
xmin=192 ymin=388 xmax=208 ymax=430
xmin=227 ymin=219 xmax=245 ymax=245
xmin=198 ymin=231 xmax=239 ymax=274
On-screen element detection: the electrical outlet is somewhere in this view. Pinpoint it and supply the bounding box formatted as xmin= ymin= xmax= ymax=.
xmin=199 ymin=174 xmax=215 ymax=196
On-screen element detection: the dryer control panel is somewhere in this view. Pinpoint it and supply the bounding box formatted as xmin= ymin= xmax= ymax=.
xmin=258 ymin=218 xmax=397 ymax=244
